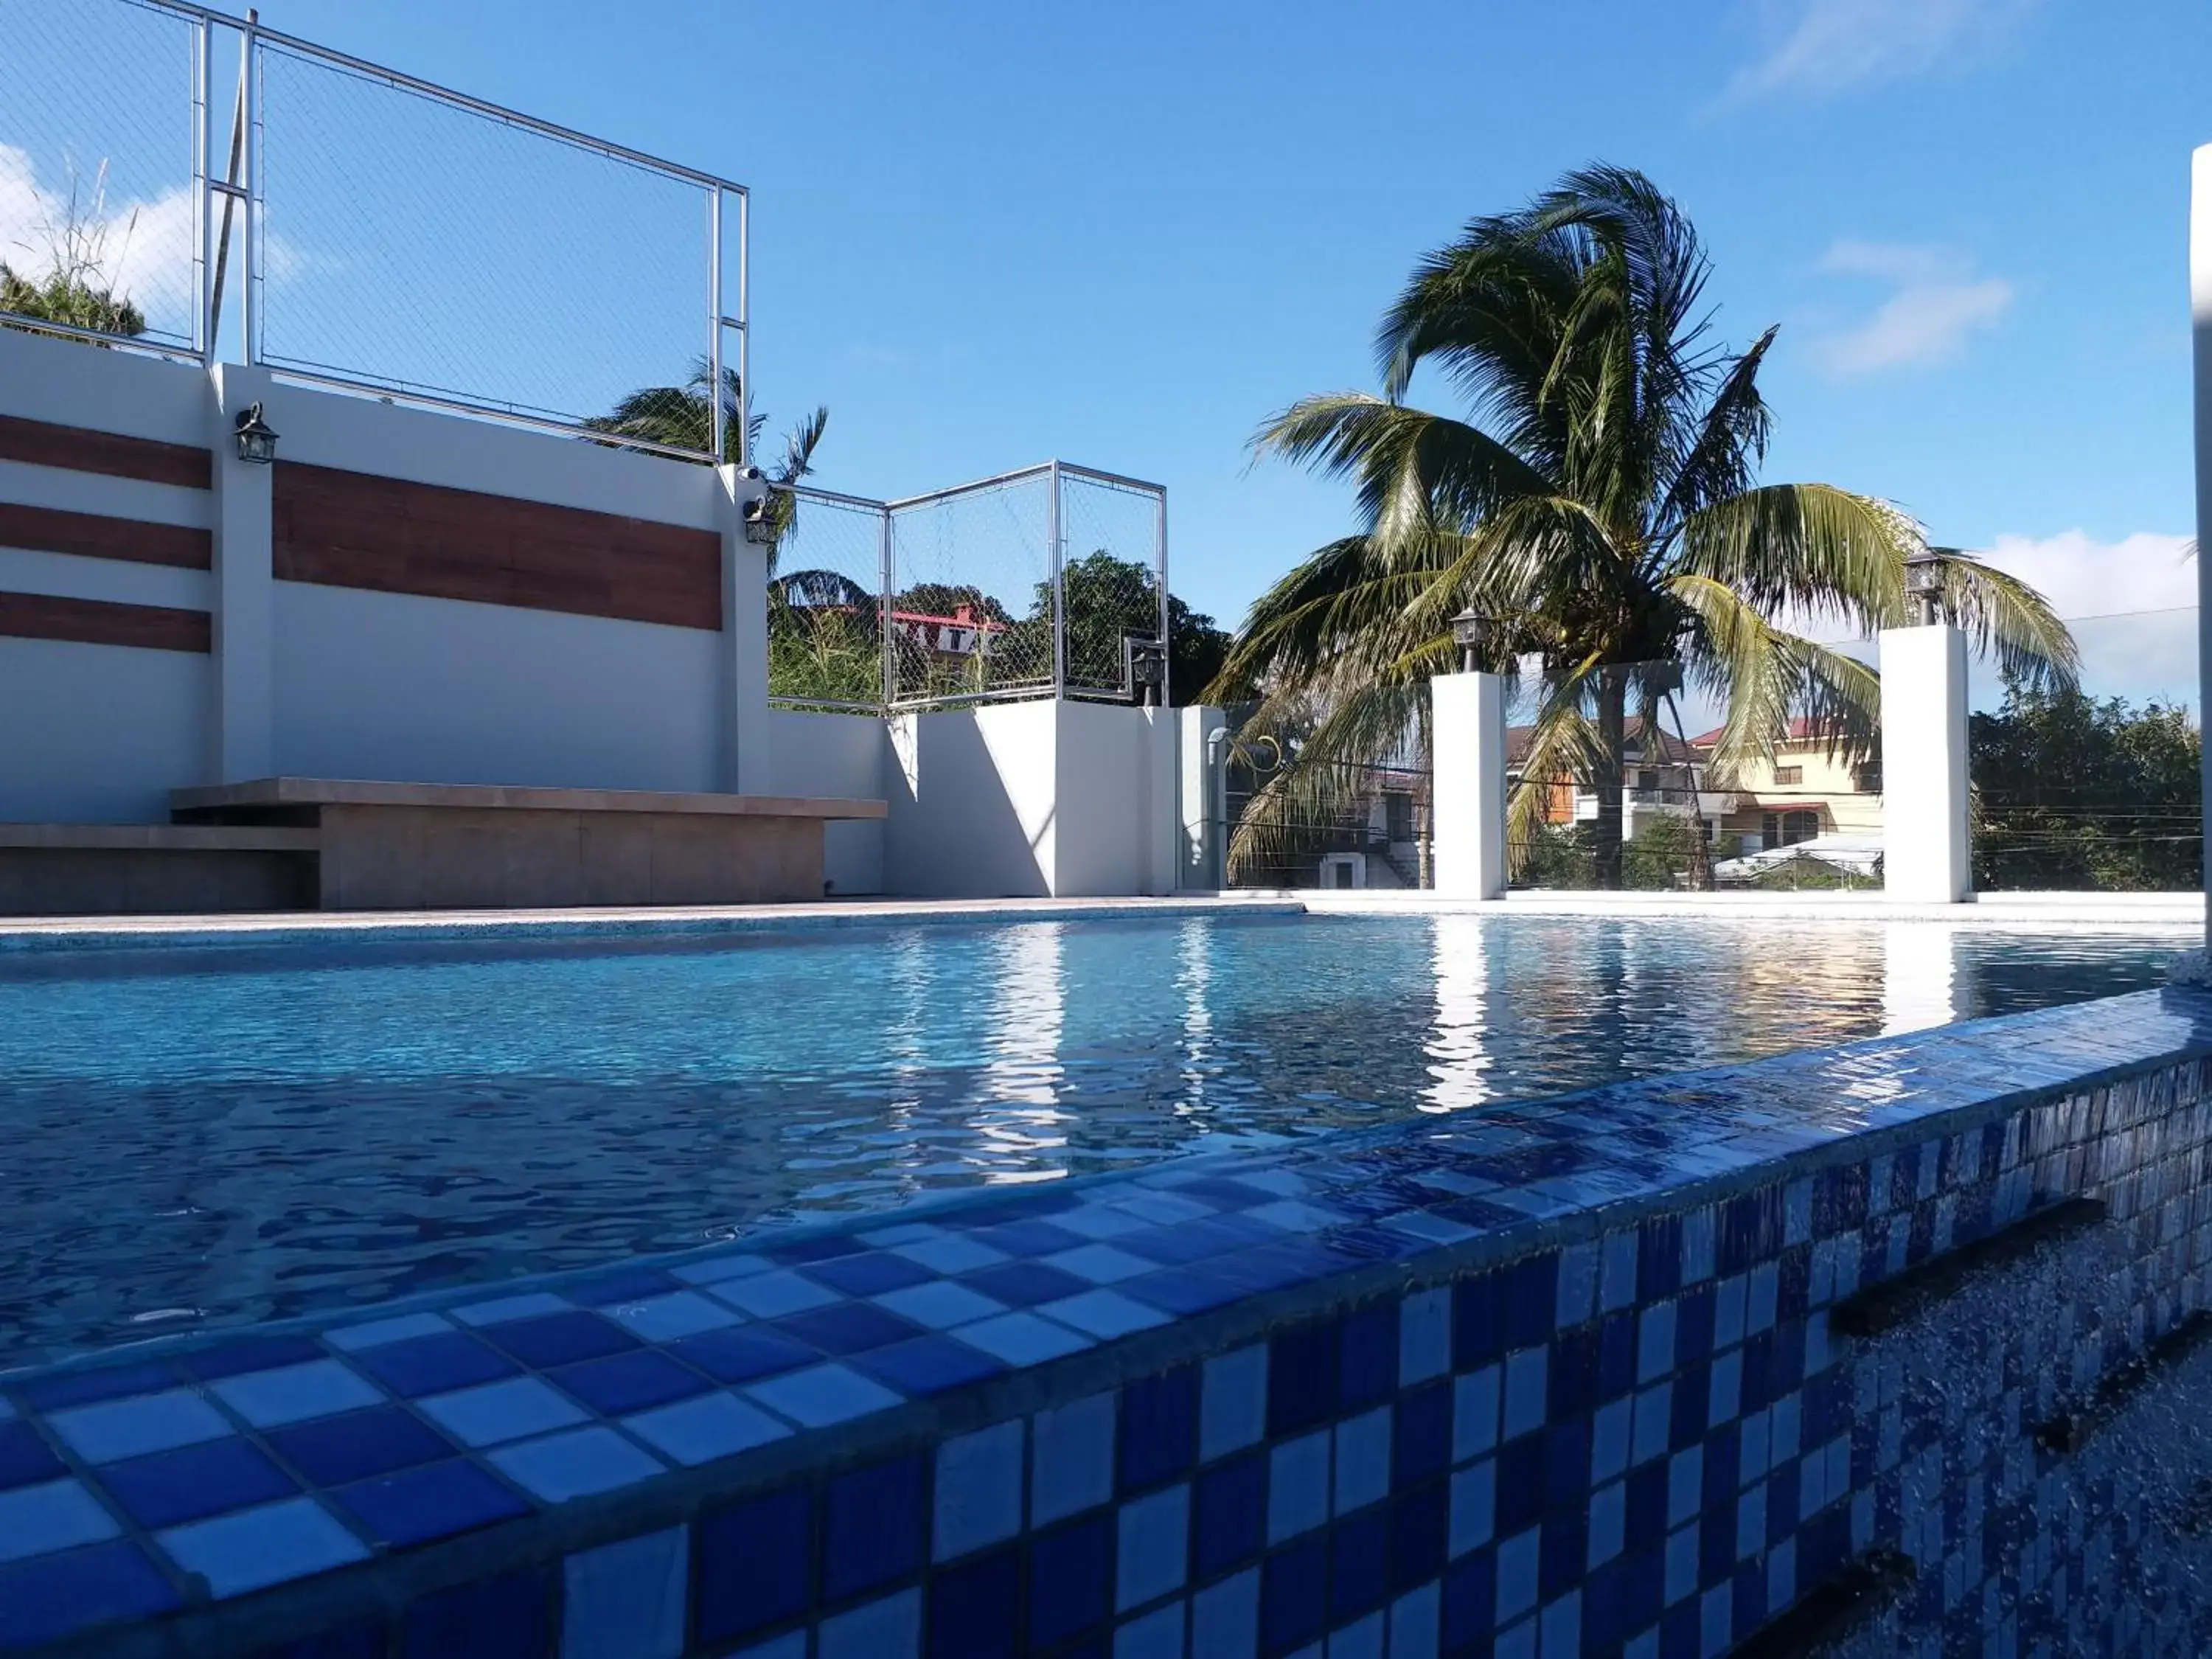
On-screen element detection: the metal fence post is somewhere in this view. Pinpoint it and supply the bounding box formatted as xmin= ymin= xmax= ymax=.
xmin=191 ymin=17 xmax=209 ymax=362
xmin=240 ymin=13 xmax=259 ymax=366
xmin=879 ymin=505 xmax=897 ymax=714
xmin=708 ymin=189 xmax=725 ymax=463
xmin=1048 ymin=460 xmax=1065 ymax=701
xmin=1155 ymin=487 xmax=1171 ymax=709
xmin=736 ymin=189 xmax=751 ymax=470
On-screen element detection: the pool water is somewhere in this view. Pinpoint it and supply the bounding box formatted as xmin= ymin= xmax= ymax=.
xmin=0 ymin=913 xmax=2185 ymax=1365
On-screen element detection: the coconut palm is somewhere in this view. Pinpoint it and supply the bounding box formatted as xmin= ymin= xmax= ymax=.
xmin=1214 ymin=165 xmax=2075 ymax=887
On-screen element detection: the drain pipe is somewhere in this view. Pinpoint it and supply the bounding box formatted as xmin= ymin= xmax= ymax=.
xmin=1205 ymin=722 xmax=1231 ymax=890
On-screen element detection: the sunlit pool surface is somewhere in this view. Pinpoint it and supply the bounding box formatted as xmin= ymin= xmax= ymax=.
xmin=0 ymin=913 xmax=2186 ymax=1364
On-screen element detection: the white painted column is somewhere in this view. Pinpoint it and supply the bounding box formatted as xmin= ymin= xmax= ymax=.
xmin=2191 ymin=144 xmax=2212 ymax=950
xmin=207 ymin=363 xmax=275 ymax=783
xmin=1431 ymin=671 xmax=1508 ymax=900
xmin=1141 ymin=703 xmax=1178 ymax=897
xmin=1879 ymin=625 xmax=1972 ymax=902
xmin=717 ymin=465 xmax=773 ymax=795
xmin=1177 ymin=704 xmax=1227 ymax=890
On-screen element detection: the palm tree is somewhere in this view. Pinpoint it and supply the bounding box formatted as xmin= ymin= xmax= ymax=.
xmin=1214 ymin=166 xmax=2075 ymax=888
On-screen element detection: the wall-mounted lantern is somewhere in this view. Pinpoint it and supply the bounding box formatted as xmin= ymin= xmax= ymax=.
xmin=1124 ymin=634 xmax=1167 ymax=706
xmin=232 ymin=403 xmax=278 ymax=465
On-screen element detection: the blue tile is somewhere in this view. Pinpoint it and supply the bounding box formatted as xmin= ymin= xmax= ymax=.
xmin=484 ymin=1312 xmax=638 ymax=1370
xmin=601 ymin=1291 xmax=740 ymax=1343
xmin=1195 ymin=1453 xmax=1265 ymax=1578
xmin=1390 ymin=1581 xmax=1441 ymax=1659
xmin=1118 ymin=1599 xmax=1187 ymax=1659
xmin=100 ymin=1437 xmax=295 ymax=1529
xmin=707 ymin=1269 xmax=842 ymax=1320
xmin=1201 ymin=1344 xmax=1268 ymax=1462
xmin=1268 ymin=1430 xmax=1330 ymax=1544
xmin=0 ymin=1539 xmax=179 ymax=1648
xmin=1338 ymin=1304 xmax=1398 ymax=1410
xmin=324 ymin=1312 xmax=453 ymax=1352
xmin=624 ymin=1391 xmax=790 ymax=1467
xmin=670 ymin=1326 xmax=817 ymax=1384
xmin=955 ymin=1310 xmax=1092 ymax=1366
xmin=49 ymin=1389 xmax=230 ymax=1465
xmin=1267 ymin=1319 xmax=1340 ymax=1437
xmin=892 ymin=1231 xmax=1011 ymax=1276
xmin=696 ymin=1488 xmax=813 ymax=1644
xmin=1120 ymin=1368 xmax=1197 ymax=1494
xmin=1030 ymin=1513 xmax=1115 ymax=1648
xmin=420 ymin=1377 xmax=586 ymax=1448
xmin=1502 ymin=1348 xmax=1548 ymax=1441
xmin=1638 ymin=1301 xmax=1678 ymax=1387
xmin=268 ymin=1406 xmax=455 ymax=1487
xmin=159 ymin=1496 xmax=368 ymax=1597
xmin=179 ymin=1336 xmax=327 ymax=1382
xmin=1335 ymin=1408 xmax=1391 ymax=1514
xmin=1501 ymin=1253 xmax=1559 ymax=1349
xmin=451 ymin=1292 xmax=574 ymax=1327
xmin=14 ymin=1362 xmax=178 ymax=1413
xmin=1399 ymin=1288 xmax=1452 ymax=1387
xmin=852 ymin=1334 xmax=1005 ymax=1397
xmin=1495 ymin=1526 xmax=1540 ymax=1626
xmin=401 ymin=1566 xmax=552 ymax=1659
xmin=550 ymin=1349 xmax=709 ymax=1416
xmin=566 ymin=1267 xmax=683 ymax=1308
xmin=1116 ymin=1483 xmax=1189 ymax=1613
xmin=973 ymin=1218 xmax=1091 ymax=1258
xmin=874 ymin=1279 xmax=1008 ymax=1331
xmin=211 ymin=1360 xmax=385 ymax=1429
xmin=1193 ymin=1567 xmax=1260 ymax=1659
xmin=824 ymin=1453 xmax=925 ymax=1599
xmin=0 ymin=1478 xmax=119 ymax=1563
xmin=336 ymin=1458 xmax=527 ymax=1545
xmin=821 ymin=1586 xmax=921 ymax=1659
xmin=489 ymin=1427 xmax=662 ymax=1503
xmin=563 ymin=1526 xmax=686 ymax=1659
xmin=768 ymin=1231 xmax=870 ymax=1266
xmin=1034 ymin=1392 xmax=1116 ymax=1525
xmin=1045 ymin=1289 xmax=1172 ymax=1340
xmin=929 ymin=1546 xmax=1020 ymax=1659
xmin=807 ymin=1250 xmax=937 ymax=1297
xmin=1264 ymin=1534 xmax=1328 ymax=1654
xmin=935 ymin=1420 xmax=1023 ymax=1562
xmin=1394 ymin=1380 xmax=1452 ymax=1489
xmin=746 ymin=1362 xmax=902 ymax=1428
xmin=1390 ymin=1480 xmax=1449 ymax=1596
xmin=962 ymin=1260 xmax=1096 ymax=1307
xmin=1453 ymin=1366 xmax=1500 ymax=1463
xmin=1449 ymin=1461 xmax=1495 ymax=1559
xmin=0 ymin=1422 xmax=63 ymax=1492
xmin=1045 ymin=1245 xmax=1155 ymax=1286
xmin=774 ymin=1301 xmax=923 ymax=1356
xmin=349 ymin=1332 xmax=518 ymax=1399
xmin=1442 ymin=1548 xmax=1497 ymax=1649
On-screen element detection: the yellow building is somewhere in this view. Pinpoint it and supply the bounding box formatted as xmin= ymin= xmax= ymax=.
xmin=1690 ymin=719 xmax=1882 ymax=854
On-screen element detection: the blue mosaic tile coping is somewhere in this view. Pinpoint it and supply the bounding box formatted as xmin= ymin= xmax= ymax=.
xmin=3 ymin=985 xmax=2210 ymax=1656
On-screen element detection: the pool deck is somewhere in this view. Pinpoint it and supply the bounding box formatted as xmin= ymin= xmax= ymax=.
xmin=0 ymin=888 xmax=2196 ymax=956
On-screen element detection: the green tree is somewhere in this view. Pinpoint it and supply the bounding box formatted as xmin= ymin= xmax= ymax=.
xmin=1015 ymin=549 xmax=1235 ymax=706
xmin=1214 ymin=166 xmax=2074 ymax=886
xmin=1971 ymin=681 xmax=2202 ymax=891
xmin=1 ymin=161 xmax=147 ymax=343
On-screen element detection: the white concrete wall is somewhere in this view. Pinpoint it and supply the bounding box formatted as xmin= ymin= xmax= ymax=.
xmin=1432 ymin=672 xmax=1508 ymax=900
xmin=765 ymin=709 xmax=887 ymax=895
xmin=0 ymin=639 xmax=211 ymax=821
xmin=1053 ymin=700 xmax=1175 ymax=897
xmin=2194 ymin=143 xmax=2212 ymax=946
xmin=883 ymin=700 xmax=1057 ymax=898
xmin=1880 ymin=625 xmax=1972 ymax=903
xmin=1177 ymin=705 xmax=1228 ymax=890
xmin=272 ymin=584 xmax=723 ymax=792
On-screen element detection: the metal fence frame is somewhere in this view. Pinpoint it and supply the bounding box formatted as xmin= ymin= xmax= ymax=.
xmin=2 ymin=0 xmax=748 ymax=463
xmin=773 ymin=462 xmax=1169 ymax=716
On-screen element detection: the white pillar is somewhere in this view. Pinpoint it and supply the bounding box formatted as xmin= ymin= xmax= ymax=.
xmin=1141 ymin=703 xmax=1178 ymax=897
xmin=207 ymin=363 xmax=275 ymax=783
xmin=1431 ymin=671 xmax=1507 ymax=900
xmin=1177 ymin=705 xmax=1227 ymax=889
xmin=1879 ymin=625 xmax=1971 ymax=902
xmin=717 ymin=465 xmax=772 ymax=795
xmin=2191 ymin=145 xmax=2212 ymax=949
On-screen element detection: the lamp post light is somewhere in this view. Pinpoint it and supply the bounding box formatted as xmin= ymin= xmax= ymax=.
xmin=232 ymin=403 xmax=278 ymax=465
xmin=1450 ymin=608 xmax=1493 ymax=674
xmin=1904 ymin=550 xmax=1947 ymax=627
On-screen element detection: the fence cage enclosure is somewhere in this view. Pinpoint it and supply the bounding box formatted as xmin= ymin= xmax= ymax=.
xmin=773 ymin=463 xmax=1169 ymax=717
xmin=4 ymin=0 xmax=747 ymax=459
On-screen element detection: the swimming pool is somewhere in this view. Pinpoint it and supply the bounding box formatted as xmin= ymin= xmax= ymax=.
xmin=0 ymin=913 xmax=2185 ymax=1365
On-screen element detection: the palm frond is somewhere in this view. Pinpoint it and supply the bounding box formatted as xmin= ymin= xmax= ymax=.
xmin=1666 ymin=573 xmax=1880 ymax=780
xmin=1676 ymin=483 xmax=1914 ymax=634
xmin=1930 ymin=553 xmax=2079 ymax=694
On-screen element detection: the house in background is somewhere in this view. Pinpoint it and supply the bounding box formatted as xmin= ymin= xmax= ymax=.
xmin=1688 ymin=717 xmax=1882 ymax=855
xmin=1505 ymin=719 xmax=1740 ymax=843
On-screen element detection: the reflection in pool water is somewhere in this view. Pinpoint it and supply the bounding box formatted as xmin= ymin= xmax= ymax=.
xmin=0 ymin=913 xmax=2185 ymax=1363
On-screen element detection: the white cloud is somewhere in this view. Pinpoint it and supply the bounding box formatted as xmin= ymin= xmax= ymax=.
xmin=1727 ymin=0 xmax=2035 ymax=100
xmin=1810 ymin=240 xmax=2012 ymax=376
xmin=0 ymin=146 xmax=198 ymax=335
xmin=1971 ymin=530 xmax=2198 ymax=708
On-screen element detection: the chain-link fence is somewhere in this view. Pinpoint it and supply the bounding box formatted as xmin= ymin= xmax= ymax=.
xmin=1 ymin=1 xmax=745 ymax=457
xmin=0 ymin=0 xmax=202 ymax=352
xmin=765 ymin=465 xmax=1171 ymax=715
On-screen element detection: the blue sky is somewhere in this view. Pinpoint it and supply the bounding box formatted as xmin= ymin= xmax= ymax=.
xmin=11 ymin=0 xmax=2208 ymax=694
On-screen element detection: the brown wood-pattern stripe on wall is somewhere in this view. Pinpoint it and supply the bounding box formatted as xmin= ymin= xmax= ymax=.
xmin=273 ymin=462 xmax=723 ymax=630
xmin=0 ymin=591 xmax=211 ymax=653
xmin=0 ymin=503 xmax=213 ymax=570
xmin=0 ymin=414 xmax=212 ymax=490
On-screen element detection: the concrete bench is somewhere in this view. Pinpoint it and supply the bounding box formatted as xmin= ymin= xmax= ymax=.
xmin=168 ymin=778 xmax=888 ymax=911
xmin=0 ymin=822 xmax=321 ymax=914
